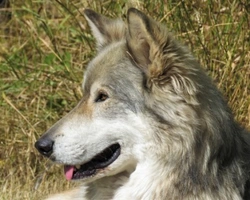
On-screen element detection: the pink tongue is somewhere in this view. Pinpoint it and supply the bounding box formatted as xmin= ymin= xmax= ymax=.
xmin=64 ymin=165 xmax=74 ymax=180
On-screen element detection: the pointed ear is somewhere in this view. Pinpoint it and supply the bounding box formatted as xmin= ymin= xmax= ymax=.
xmin=126 ymin=8 xmax=199 ymax=102
xmin=126 ymin=8 xmax=162 ymax=72
xmin=84 ymin=9 xmax=126 ymax=50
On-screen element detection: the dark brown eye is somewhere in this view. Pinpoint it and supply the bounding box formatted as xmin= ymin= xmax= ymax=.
xmin=95 ymin=91 xmax=108 ymax=103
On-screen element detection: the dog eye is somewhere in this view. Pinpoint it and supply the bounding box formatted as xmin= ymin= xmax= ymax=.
xmin=95 ymin=91 xmax=109 ymax=103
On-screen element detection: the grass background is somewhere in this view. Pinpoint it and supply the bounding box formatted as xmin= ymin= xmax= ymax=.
xmin=0 ymin=0 xmax=249 ymax=199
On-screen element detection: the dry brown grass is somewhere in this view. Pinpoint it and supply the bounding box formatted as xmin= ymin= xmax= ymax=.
xmin=0 ymin=0 xmax=249 ymax=199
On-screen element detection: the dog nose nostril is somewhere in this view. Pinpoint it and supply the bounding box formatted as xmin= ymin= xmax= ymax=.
xmin=35 ymin=138 xmax=54 ymax=157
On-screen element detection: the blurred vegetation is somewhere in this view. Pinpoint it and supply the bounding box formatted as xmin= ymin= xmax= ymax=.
xmin=0 ymin=0 xmax=249 ymax=199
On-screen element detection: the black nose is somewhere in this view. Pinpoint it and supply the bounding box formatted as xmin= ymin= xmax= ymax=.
xmin=35 ymin=138 xmax=54 ymax=157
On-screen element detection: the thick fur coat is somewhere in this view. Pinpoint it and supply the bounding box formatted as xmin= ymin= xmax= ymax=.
xmin=35 ymin=8 xmax=250 ymax=200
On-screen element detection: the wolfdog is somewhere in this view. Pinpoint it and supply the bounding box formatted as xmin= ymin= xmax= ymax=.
xmin=35 ymin=8 xmax=250 ymax=200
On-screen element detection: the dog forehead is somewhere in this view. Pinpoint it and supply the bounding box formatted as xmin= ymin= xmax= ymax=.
xmin=92 ymin=42 xmax=126 ymax=70
xmin=82 ymin=42 xmax=129 ymax=90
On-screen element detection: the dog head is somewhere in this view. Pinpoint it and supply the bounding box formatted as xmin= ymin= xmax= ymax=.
xmin=35 ymin=8 xmax=235 ymax=183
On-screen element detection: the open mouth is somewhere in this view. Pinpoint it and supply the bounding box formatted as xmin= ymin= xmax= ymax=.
xmin=64 ymin=143 xmax=121 ymax=180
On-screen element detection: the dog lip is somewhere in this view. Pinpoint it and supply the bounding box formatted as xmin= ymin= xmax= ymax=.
xmin=70 ymin=143 xmax=121 ymax=180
